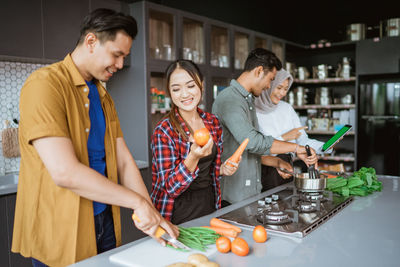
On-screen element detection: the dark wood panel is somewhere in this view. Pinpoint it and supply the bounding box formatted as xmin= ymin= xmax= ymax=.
xmin=42 ymin=0 xmax=90 ymax=60
xmin=90 ymin=0 xmax=122 ymax=11
xmin=0 ymin=197 xmax=10 ymax=267
xmin=0 ymin=0 xmax=43 ymax=58
xmin=6 ymin=194 xmax=31 ymax=267
xmin=356 ymin=37 xmax=400 ymax=75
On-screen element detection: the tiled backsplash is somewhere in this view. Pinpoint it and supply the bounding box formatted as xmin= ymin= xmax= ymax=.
xmin=0 ymin=61 xmax=47 ymax=174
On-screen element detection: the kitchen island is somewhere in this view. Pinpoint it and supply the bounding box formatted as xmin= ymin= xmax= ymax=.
xmin=70 ymin=175 xmax=400 ymax=267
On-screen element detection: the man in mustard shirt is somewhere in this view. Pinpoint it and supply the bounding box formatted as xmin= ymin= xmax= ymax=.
xmin=12 ymin=8 xmax=178 ymax=267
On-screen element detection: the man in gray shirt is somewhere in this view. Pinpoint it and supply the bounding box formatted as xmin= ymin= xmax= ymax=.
xmin=212 ymin=48 xmax=317 ymax=204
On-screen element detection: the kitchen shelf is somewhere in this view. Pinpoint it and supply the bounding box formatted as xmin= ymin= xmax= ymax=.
xmin=306 ymin=40 xmax=357 ymax=49
xmin=293 ymin=77 xmax=356 ymax=84
xmin=319 ymin=155 xmax=355 ymax=162
xmin=294 ymin=155 xmax=355 ymax=162
xmin=306 ymin=130 xmax=355 ymax=135
xmin=294 ymin=104 xmax=355 ymax=110
xmin=151 ymin=108 xmax=170 ymax=114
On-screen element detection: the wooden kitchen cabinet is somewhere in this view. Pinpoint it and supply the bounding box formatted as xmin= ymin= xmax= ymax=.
xmin=0 ymin=194 xmax=31 ymax=267
xmin=0 ymin=0 xmax=43 ymax=58
xmin=42 ymin=0 xmax=102 ymax=60
xmin=356 ymin=36 xmax=400 ymax=75
xmin=234 ymin=31 xmax=249 ymax=70
xmin=0 ymin=196 xmax=10 ymax=267
xmin=0 ymin=0 xmax=123 ymax=61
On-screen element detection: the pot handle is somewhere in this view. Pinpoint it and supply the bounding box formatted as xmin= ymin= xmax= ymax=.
xmin=305 ymin=145 xmax=312 ymax=157
xmin=305 ymin=145 xmax=317 ymax=179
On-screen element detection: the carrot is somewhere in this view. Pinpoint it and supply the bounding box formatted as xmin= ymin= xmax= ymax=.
xmin=210 ymin=218 xmax=242 ymax=233
xmin=227 ymin=138 xmax=249 ymax=167
xmin=202 ymin=226 xmax=238 ymax=238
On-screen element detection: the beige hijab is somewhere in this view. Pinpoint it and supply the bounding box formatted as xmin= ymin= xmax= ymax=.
xmin=255 ymin=69 xmax=293 ymax=114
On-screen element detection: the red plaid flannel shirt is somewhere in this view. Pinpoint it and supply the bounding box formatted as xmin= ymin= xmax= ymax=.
xmin=150 ymin=108 xmax=223 ymax=221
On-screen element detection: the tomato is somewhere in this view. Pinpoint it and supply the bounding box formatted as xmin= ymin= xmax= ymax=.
xmin=194 ymin=128 xmax=210 ymax=146
xmin=231 ymin=237 xmax=249 ymax=256
xmin=252 ymin=225 xmax=267 ymax=243
xmin=215 ymin=236 xmax=231 ymax=253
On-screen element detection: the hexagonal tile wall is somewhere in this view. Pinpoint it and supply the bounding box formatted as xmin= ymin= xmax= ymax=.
xmin=0 ymin=61 xmax=47 ymax=174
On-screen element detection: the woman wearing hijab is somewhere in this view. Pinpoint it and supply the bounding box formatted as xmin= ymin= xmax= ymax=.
xmin=255 ymin=69 xmax=328 ymax=191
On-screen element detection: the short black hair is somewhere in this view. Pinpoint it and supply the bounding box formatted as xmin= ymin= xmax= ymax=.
xmin=243 ymin=48 xmax=282 ymax=73
xmin=77 ymin=8 xmax=138 ymax=45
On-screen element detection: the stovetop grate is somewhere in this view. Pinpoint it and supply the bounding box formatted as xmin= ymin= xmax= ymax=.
xmin=217 ymin=186 xmax=354 ymax=238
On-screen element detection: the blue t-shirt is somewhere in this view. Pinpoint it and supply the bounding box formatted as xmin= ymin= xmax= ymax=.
xmin=86 ymin=80 xmax=107 ymax=216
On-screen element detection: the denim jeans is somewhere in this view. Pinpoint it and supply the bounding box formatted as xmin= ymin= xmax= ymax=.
xmin=31 ymin=205 xmax=116 ymax=266
xmin=94 ymin=205 xmax=116 ymax=254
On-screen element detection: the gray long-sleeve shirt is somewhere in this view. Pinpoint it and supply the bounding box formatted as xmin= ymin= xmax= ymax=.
xmin=212 ymin=79 xmax=274 ymax=203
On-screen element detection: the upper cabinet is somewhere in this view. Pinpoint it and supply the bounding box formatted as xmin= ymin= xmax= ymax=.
xmin=234 ymin=32 xmax=249 ymax=70
xmin=0 ymin=0 xmax=43 ymax=58
xmin=0 ymin=0 xmax=123 ymax=60
xmin=182 ymin=18 xmax=205 ymax=64
xmin=255 ymin=36 xmax=268 ymax=49
xmin=356 ymin=37 xmax=400 ymax=75
xmin=149 ymin=10 xmax=175 ymax=61
xmin=271 ymin=39 xmax=285 ymax=63
xmin=210 ymin=25 xmax=230 ymax=68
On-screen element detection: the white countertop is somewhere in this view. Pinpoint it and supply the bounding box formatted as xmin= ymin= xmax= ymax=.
xmin=0 ymin=160 xmax=149 ymax=196
xmin=70 ymin=175 xmax=400 ymax=267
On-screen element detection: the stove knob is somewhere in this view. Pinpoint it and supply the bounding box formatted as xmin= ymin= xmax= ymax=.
xmin=272 ymin=194 xmax=279 ymax=201
xmin=258 ymin=200 xmax=265 ymax=206
xmin=265 ymin=197 xmax=272 ymax=204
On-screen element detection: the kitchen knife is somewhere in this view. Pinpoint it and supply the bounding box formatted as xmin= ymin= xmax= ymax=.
xmin=131 ymin=213 xmax=190 ymax=250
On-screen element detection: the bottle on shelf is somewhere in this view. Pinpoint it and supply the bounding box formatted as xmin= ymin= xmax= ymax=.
xmin=151 ymin=87 xmax=159 ymax=112
xmin=157 ymin=90 xmax=166 ymax=110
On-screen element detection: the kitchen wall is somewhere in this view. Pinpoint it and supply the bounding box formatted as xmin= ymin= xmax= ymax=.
xmin=0 ymin=61 xmax=46 ymax=175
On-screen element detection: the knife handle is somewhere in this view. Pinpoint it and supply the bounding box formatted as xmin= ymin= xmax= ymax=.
xmin=132 ymin=213 xmax=165 ymax=238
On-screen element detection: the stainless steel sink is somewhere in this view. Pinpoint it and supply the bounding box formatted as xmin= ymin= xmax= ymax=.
xmin=0 ymin=172 xmax=19 ymax=195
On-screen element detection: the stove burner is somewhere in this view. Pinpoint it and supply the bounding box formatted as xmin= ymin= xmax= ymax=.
xmin=257 ymin=210 xmax=292 ymax=225
xmin=304 ymin=192 xmax=326 ymax=202
xmin=218 ymin=186 xmax=354 ymax=238
xmin=297 ymin=201 xmax=317 ymax=213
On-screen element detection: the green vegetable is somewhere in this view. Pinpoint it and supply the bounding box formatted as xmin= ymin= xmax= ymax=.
xmin=326 ymin=167 xmax=382 ymax=197
xmin=347 ymin=177 xmax=364 ymax=188
xmin=326 ymin=177 xmax=348 ymax=190
xmin=168 ymin=226 xmax=221 ymax=252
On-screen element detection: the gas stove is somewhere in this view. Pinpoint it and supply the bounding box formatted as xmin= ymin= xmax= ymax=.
xmin=218 ymin=186 xmax=353 ymax=238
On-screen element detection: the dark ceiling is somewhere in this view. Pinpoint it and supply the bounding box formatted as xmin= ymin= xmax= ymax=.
xmin=125 ymin=0 xmax=399 ymax=45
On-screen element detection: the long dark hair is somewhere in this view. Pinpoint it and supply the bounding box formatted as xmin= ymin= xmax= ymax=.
xmin=165 ymin=60 xmax=204 ymax=141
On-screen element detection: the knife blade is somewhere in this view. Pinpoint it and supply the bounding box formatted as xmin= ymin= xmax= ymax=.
xmin=131 ymin=213 xmax=190 ymax=250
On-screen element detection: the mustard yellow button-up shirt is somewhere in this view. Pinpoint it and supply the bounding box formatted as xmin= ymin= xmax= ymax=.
xmin=12 ymin=54 xmax=123 ymax=266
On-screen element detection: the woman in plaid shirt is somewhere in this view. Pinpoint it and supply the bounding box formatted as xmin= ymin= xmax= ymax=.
xmin=150 ymin=60 xmax=239 ymax=224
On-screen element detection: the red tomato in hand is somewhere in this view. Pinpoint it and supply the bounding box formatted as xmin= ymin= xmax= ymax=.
xmin=216 ymin=236 xmax=231 ymax=253
xmin=252 ymin=225 xmax=267 ymax=243
xmin=231 ymin=237 xmax=249 ymax=256
xmin=194 ymin=128 xmax=210 ymax=146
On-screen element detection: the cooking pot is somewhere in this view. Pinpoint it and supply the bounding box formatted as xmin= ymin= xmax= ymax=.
xmin=346 ymin=23 xmax=366 ymax=41
xmin=279 ymin=168 xmax=327 ymax=192
xmin=380 ymin=18 xmax=400 ymax=38
xmin=294 ymin=173 xmax=327 ymax=192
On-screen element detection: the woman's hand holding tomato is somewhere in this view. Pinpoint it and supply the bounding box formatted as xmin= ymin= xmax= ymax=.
xmin=189 ymin=135 xmax=213 ymax=159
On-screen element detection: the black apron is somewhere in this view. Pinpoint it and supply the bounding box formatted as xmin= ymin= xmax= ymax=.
xmin=171 ymin=145 xmax=217 ymax=224
xmin=261 ymin=154 xmax=293 ymax=192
